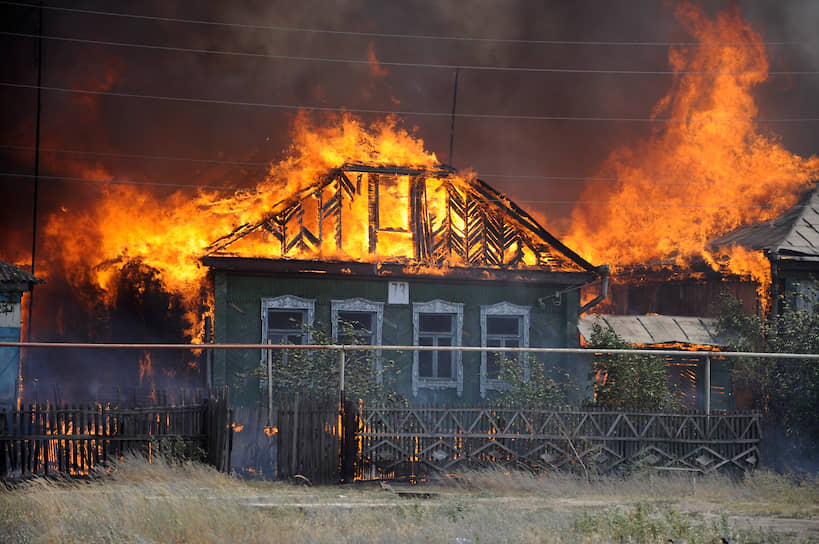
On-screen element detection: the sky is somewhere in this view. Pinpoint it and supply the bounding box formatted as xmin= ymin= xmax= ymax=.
xmin=3 ymin=0 xmax=818 ymax=261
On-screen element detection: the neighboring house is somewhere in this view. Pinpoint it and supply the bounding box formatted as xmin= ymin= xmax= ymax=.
xmin=578 ymin=314 xmax=733 ymax=411
xmin=0 ymin=260 xmax=43 ymax=409
xmin=712 ymin=185 xmax=819 ymax=314
xmin=202 ymin=164 xmax=606 ymax=404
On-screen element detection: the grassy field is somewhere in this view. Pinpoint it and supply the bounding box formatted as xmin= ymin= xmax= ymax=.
xmin=1 ymin=457 xmax=817 ymax=543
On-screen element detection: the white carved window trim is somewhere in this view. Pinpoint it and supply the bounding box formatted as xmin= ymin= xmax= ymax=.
xmin=480 ymin=302 xmax=530 ymax=398
xmin=331 ymin=298 xmax=384 ymax=382
xmin=260 ymin=295 xmax=315 ymax=366
xmin=412 ymin=299 xmax=463 ymax=397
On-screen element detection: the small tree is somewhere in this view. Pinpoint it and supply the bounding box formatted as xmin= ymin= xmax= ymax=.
xmin=495 ymin=355 xmax=575 ymax=408
xmin=254 ymin=320 xmax=402 ymax=404
xmin=588 ymin=323 xmax=681 ymax=411
xmin=718 ymin=288 xmax=819 ymax=471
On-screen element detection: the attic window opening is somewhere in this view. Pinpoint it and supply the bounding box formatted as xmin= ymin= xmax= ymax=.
xmin=377 ymin=175 xmax=410 ymax=232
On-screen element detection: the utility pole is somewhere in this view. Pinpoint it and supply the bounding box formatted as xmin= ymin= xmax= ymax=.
xmin=20 ymin=2 xmax=43 ymax=407
xmin=27 ymin=1 xmax=43 ymax=342
xmin=447 ymin=68 xmax=460 ymax=167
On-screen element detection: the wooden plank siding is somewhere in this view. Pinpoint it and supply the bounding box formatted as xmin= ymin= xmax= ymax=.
xmin=211 ymin=272 xmax=582 ymax=406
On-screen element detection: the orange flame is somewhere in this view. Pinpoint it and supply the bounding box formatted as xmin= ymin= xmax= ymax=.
xmin=563 ymin=2 xmax=819 ymax=295
xmin=264 ymin=426 xmax=278 ymax=437
xmin=40 ymin=113 xmax=545 ymax=339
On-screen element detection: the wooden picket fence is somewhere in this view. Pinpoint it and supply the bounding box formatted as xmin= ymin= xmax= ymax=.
xmin=0 ymin=388 xmax=232 ymax=477
xmin=355 ymin=406 xmax=763 ymax=480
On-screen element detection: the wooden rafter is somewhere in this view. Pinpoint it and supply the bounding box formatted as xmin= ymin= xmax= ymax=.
xmin=205 ymin=163 xmax=596 ymax=273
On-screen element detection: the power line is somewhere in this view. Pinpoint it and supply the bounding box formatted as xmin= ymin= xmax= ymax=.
xmin=0 ymin=0 xmax=805 ymax=48
xmin=1 ymin=146 xmax=816 ymax=188
xmin=3 ymin=31 xmax=818 ymax=76
xmin=4 ymin=82 xmax=819 ymax=122
xmin=0 ymin=171 xmax=795 ymax=209
xmin=0 ymin=144 xmax=270 ymax=168
xmin=0 ymin=172 xmax=247 ymax=191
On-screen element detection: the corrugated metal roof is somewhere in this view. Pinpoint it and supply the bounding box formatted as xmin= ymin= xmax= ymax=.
xmin=0 ymin=260 xmax=43 ymax=286
xmin=712 ymin=186 xmax=819 ymax=259
xmin=578 ymin=314 xmax=726 ymax=347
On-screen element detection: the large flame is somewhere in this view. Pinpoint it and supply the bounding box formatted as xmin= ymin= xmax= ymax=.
xmin=564 ymin=2 xmax=819 ymax=290
xmin=41 ymin=114 xmax=477 ymax=336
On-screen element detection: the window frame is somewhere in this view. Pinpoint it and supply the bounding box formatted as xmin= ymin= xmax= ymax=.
xmin=412 ymin=299 xmax=463 ymax=396
xmin=480 ymin=302 xmax=530 ymax=398
xmin=331 ymin=298 xmax=384 ymax=381
xmin=260 ymin=295 xmax=315 ymax=366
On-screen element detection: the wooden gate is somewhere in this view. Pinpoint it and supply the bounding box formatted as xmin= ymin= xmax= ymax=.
xmin=356 ymin=406 xmax=762 ymax=479
xmin=230 ymin=394 xmax=345 ymax=484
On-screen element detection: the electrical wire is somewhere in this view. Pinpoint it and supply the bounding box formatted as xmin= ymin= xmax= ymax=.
xmin=2 ymin=146 xmax=815 ymax=188
xmin=4 ymin=82 xmax=819 ymax=122
xmin=3 ymin=31 xmax=817 ymax=76
xmin=0 ymin=0 xmax=805 ymax=48
xmin=1 ymin=171 xmax=795 ymax=208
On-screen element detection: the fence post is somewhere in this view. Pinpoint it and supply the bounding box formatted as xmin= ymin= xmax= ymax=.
xmin=339 ymin=348 xmax=345 ymax=397
xmin=267 ymin=341 xmax=273 ymax=426
xmin=704 ymin=355 xmax=711 ymax=414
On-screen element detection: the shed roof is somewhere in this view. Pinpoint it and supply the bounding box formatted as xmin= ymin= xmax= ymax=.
xmin=711 ymin=185 xmax=819 ymax=260
xmin=0 ymin=260 xmax=43 ymax=291
xmin=578 ymin=314 xmax=727 ymax=347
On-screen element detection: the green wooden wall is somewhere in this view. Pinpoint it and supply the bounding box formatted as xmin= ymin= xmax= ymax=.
xmin=212 ymin=272 xmax=587 ymax=405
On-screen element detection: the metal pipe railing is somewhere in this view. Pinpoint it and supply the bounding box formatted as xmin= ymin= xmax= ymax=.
xmin=3 ymin=341 xmax=819 ymax=360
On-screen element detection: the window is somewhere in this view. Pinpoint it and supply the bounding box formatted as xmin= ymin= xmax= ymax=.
xmin=412 ymin=300 xmax=463 ymax=396
xmin=481 ymin=302 xmax=530 ymax=397
xmin=261 ymin=296 xmax=315 ymax=365
xmin=332 ymin=298 xmax=384 ymax=380
xmin=331 ymin=298 xmax=383 ymax=346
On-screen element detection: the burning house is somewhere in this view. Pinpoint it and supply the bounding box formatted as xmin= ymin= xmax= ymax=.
xmin=578 ymin=186 xmax=819 ymax=411
xmin=713 ymin=185 xmax=819 ymax=314
xmin=202 ymin=163 xmax=606 ymax=404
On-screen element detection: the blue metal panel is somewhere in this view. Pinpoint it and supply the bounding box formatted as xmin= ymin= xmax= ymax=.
xmin=0 ymin=326 xmax=19 ymax=408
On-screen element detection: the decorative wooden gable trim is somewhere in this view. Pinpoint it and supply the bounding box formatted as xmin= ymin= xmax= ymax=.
xmin=207 ymin=164 xmax=594 ymax=273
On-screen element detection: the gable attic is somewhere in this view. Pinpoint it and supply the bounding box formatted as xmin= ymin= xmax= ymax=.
xmin=204 ymin=163 xmax=597 ymax=277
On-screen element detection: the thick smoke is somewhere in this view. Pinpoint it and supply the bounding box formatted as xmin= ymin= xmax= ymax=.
xmin=1 ymin=1 xmax=817 ymax=400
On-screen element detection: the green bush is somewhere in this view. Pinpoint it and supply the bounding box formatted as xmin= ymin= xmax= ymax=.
xmin=587 ymin=324 xmax=681 ymax=411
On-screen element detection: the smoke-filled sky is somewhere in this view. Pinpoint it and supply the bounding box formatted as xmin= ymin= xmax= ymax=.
xmin=3 ymin=0 xmax=819 ymax=258
xmin=2 ymin=1 xmax=819 ymax=329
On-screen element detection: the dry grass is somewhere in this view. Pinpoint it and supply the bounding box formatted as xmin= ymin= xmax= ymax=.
xmin=1 ymin=457 xmax=817 ymax=543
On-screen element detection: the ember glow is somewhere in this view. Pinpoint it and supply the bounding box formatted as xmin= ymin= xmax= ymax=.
xmin=563 ymin=3 xmax=819 ymax=290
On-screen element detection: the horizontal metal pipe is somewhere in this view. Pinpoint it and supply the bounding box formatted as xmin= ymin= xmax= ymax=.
xmin=3 ymin=341 xmax=819 ymax=360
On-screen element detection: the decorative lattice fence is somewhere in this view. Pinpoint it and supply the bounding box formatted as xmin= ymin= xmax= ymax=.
xmin=356 ymin=406 xmax=761 ymax=479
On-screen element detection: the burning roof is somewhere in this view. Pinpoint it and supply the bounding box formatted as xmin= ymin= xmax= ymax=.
xmin=712 ymin=185 xmax=819 ymax=261
xmin=204 ymin=162 xmax=597 ymax=276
